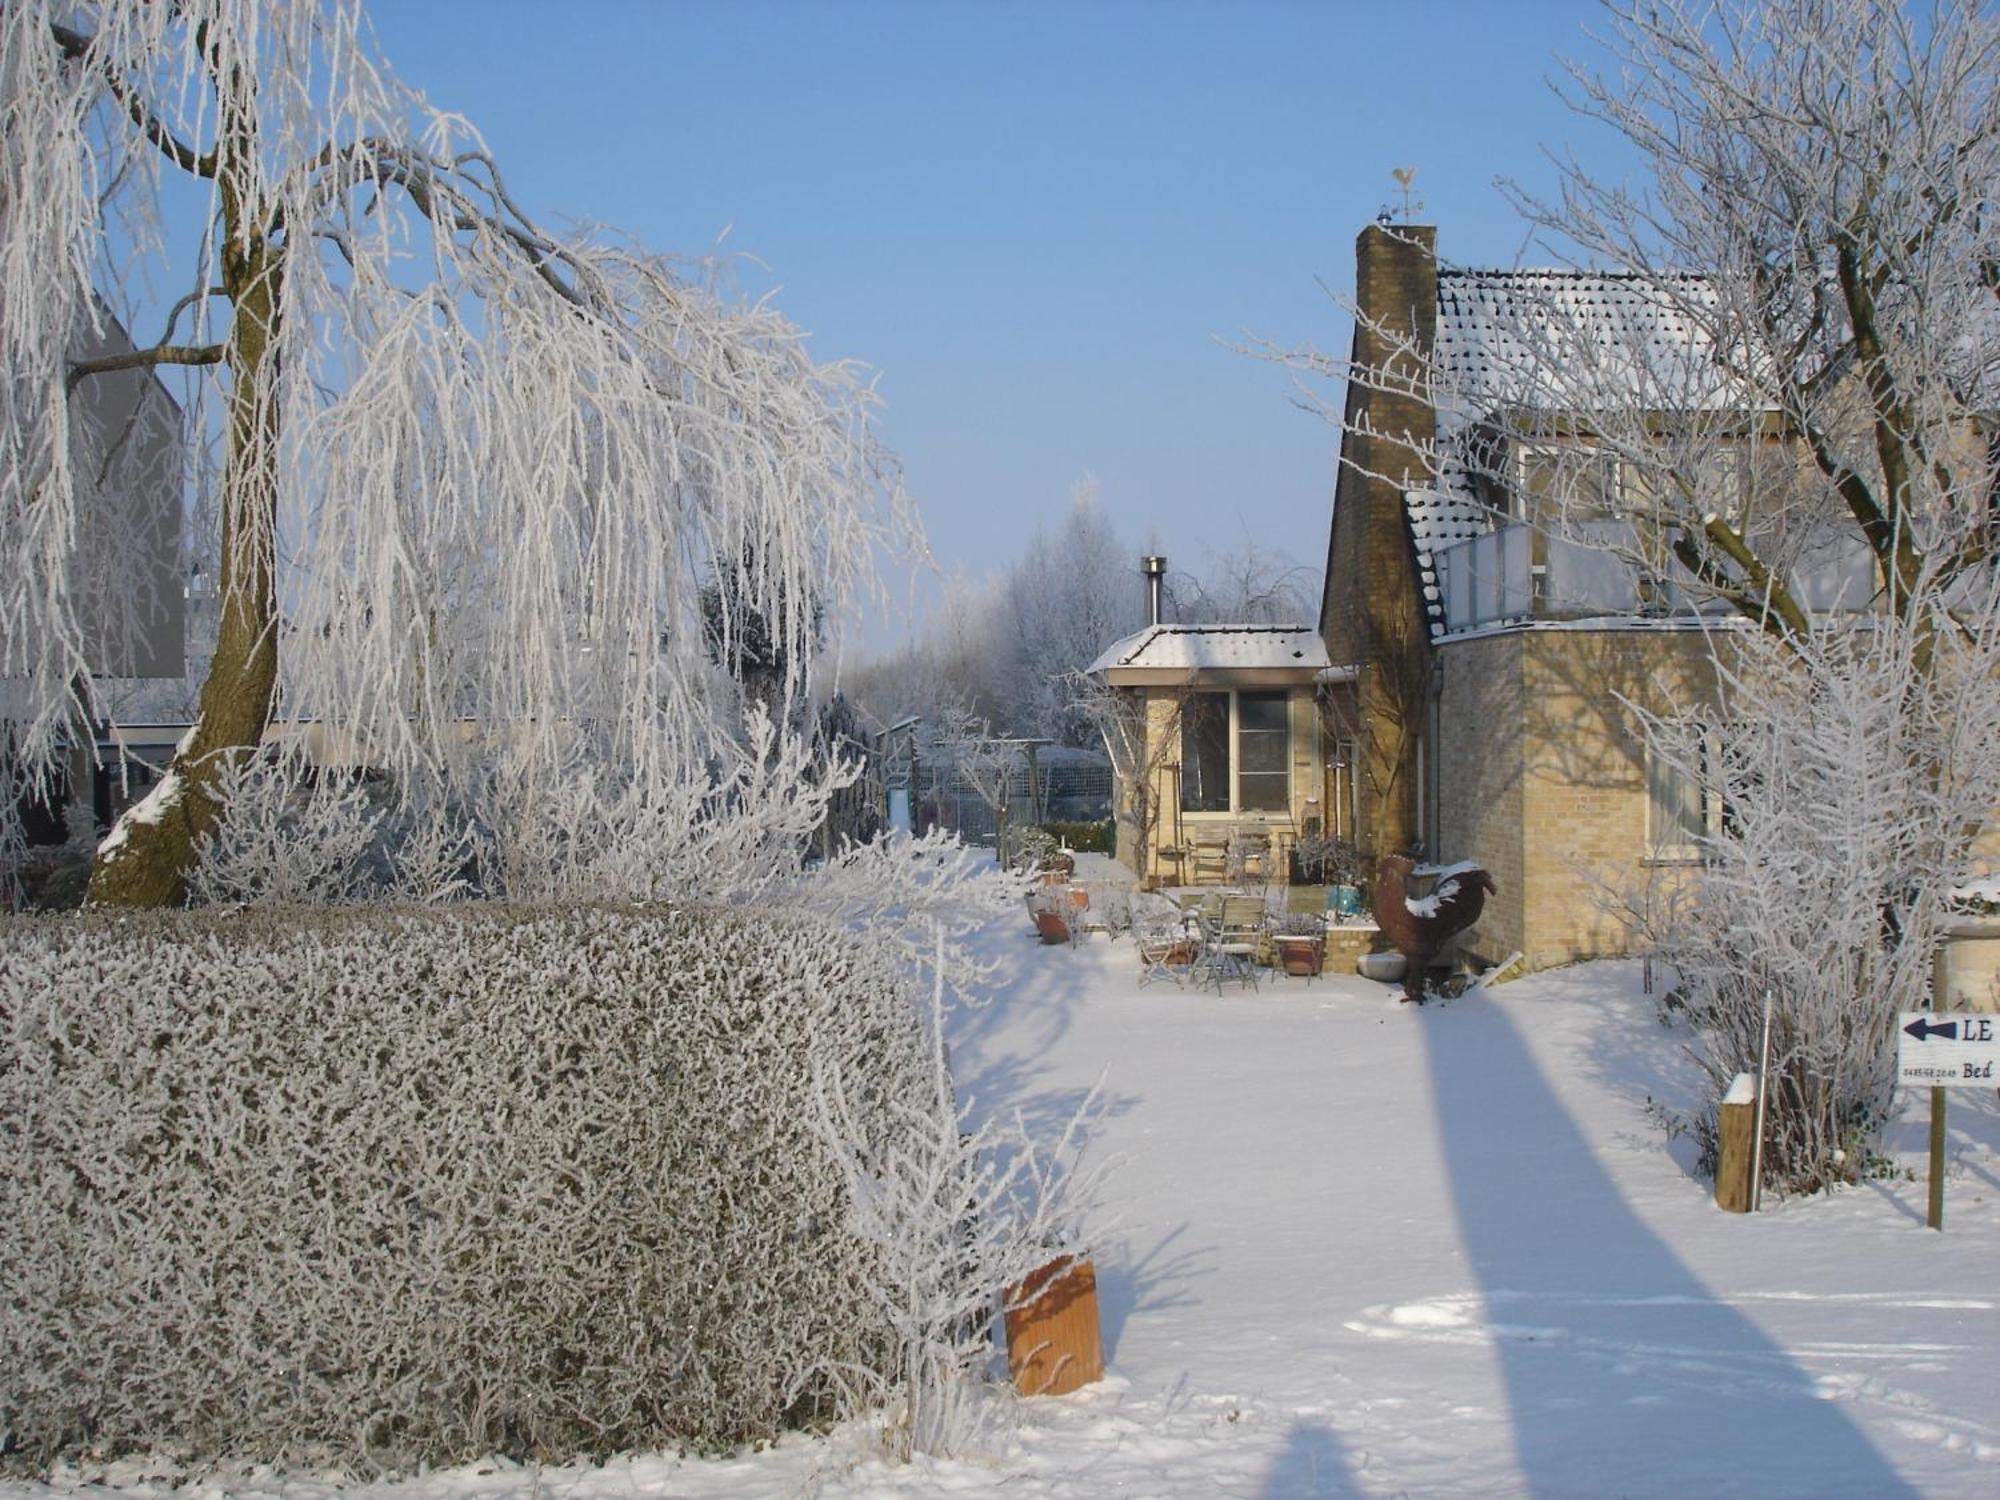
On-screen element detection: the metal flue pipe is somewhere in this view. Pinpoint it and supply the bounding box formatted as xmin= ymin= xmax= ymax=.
xmin=1141 ymin=555 xmax=1167 ymax=625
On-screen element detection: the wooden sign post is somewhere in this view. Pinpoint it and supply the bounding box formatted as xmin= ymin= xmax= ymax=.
xmin=1896 ymin=1012 xmax=1999 ymax=1232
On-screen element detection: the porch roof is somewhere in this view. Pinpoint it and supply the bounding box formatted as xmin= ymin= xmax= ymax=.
xmin=1087 ymin=623 xmax=1330 ymax=685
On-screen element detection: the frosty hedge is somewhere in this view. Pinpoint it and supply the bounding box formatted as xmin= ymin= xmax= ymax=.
xmin=0 ymin=903 xmax=929 ymax=1470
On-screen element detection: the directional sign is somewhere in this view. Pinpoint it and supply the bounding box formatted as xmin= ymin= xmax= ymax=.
xmin=1899 ymin=1012 xmax=2000 ymax=1087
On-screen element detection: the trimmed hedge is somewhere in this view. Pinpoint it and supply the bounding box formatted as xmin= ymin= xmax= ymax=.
xmin=0 ymin=904 xmax=925 ymax=1472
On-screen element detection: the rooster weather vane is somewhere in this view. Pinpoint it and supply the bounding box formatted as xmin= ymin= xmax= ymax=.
xmin=1379 ymin=166 xmax=1424 ymax=225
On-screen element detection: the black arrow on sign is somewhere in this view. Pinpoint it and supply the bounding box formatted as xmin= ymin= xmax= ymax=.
xmin=1904 ymin=1017 xmax=1960 ymax=1042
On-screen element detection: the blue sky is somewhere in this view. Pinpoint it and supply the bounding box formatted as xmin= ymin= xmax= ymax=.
xmin=369 ymin=0 xmax=1638 ymax=652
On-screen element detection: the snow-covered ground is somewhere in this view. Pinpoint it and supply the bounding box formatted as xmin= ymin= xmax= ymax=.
xmin=12 ymin=865 xmax=1998 ymax=1498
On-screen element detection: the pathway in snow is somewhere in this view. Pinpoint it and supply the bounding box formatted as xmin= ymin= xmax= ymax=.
xmin=939 ymin=910 xmax=2000 ymax=1498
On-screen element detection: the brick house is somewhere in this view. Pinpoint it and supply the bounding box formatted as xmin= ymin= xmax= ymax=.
xmin=1321 ymin=223 xmax=1879 ymax=971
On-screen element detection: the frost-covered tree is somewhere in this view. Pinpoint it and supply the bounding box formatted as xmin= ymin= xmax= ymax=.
xmin=841 ymin=577 xmax=1012 ymax=742
xmin=1278 ymin=0 xmax=2000 ymax=1189
xmin=1634 ymin=615 xmax=2000 ymax=1191
xmin=996 ymin=478 xmax=1147 ymax=745
xmin=846 ymin=491 xmax=1314 ymax=749
xmin=932 ymin=706 xmax=1028 ymax=865
xmin=1063 ymin=666 xmax=1199 ymax=886
xmin=1162 ymin=534 xmax=1317 ymax=628
xmin=1 ymin=0 xmax=911 ymax=906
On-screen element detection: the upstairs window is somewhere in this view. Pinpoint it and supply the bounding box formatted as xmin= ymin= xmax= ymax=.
xmin=1516 ymin=439 xmax=1751 ymax=528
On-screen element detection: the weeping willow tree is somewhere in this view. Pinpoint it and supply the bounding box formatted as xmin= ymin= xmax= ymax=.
xmin=1 ymin=0 xmax=913 ymax=906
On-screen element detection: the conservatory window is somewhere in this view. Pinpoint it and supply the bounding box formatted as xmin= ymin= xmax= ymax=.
xmin=1179 ymin=690 xmax=1291 ymax=815
xmin=1237 ymin=692 xmax=1290 ymax=812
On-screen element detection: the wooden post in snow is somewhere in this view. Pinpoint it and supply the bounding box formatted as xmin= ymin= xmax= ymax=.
xmin=1715 ymin=1071 xmax=1758 ymax=1213
xmin=1005 ymin=1256 xmax=1104 ymax=1396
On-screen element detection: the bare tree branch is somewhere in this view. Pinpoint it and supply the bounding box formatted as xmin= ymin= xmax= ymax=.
xmin=49 ymin=21 xmax=217 ymax=178
xmin=65 ymin=342 xmax=226 ymax=394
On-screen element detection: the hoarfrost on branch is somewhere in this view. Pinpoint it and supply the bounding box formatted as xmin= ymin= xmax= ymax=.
xmin=1 ymin=0 xmax=917 ymax=902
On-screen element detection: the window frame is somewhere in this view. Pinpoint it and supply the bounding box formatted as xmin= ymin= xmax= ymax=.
xmin=1643 ymin=729 xmax=1724 ymax=863
xmin=1177 ymin=688 xmax=1294 ymax=818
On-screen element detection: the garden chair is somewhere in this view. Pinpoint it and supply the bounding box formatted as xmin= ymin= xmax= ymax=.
xmin=1135 ymin=913 xmax=1199 ymax=988
xmin=1196 ymin=895 xmax=1266 ymax=993
xmin=1226 ymin=827 xmax=1273 ymax=888
xmin=1190 ymin=828 xmax=1231 ymax=884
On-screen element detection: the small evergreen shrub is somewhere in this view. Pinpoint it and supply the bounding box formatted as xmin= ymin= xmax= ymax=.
xmin=0 ymin=903 xmax=927 ymax=1472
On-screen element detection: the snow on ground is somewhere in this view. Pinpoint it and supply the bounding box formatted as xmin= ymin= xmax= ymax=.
xmin=10 ymin=858 xmax=1998 ymax=1498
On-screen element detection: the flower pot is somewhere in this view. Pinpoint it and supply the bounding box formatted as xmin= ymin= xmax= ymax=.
xmin=1033 ymin=909 xmax=1072 ymax=945
xmin=1329 ymin=883 xmax=1363 ymax=919
xmin=1273 ymin=935 xmax=1324 ymax=977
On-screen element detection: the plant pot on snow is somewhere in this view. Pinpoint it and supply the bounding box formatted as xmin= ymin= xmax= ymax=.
xmin=1272 ymin=934 xmax=1325 ymax=977
xmin=1004 ymin=1255 xmax=1104 ymax=1396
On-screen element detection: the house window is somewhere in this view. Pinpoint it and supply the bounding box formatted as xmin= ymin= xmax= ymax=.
xmin=1180 ymin=694 xmax=1231 ymax=813
xmin=1179 ymin=690 xmax=1292 ymax=815
xmin=1237 ymin=692 xmax=1289 ymax=811
xmin=1517 ymin=443 xmax=1627 ymax=521
xmin=1645 ymin=731 xmax=1722 ymax=860
xmin=1518 ymin=439 xmax=1747 ymax=527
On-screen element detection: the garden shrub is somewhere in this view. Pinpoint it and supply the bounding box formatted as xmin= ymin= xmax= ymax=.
xmin=0 ymin=903 xmax=927 ymax=1472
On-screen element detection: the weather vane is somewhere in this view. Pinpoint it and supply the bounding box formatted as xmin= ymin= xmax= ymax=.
xmin=1387 ymin=166 xmax=1422 ymax=222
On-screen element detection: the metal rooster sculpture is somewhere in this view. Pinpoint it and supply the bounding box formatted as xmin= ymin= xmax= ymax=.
xmin=1371 ymin=854 xmax=1496 ymax=1001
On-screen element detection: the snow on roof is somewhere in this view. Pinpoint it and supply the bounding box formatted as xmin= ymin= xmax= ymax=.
xmin=1434 ymin=269 xmax=1742 ymax=435
xmin=1403 ymin=487 xmax=1490 ymax=640
xmin=1088 ymin=623 xmax=1331 ymax=676
xmin=1403 ymin=268 xmax=1743 ymax=642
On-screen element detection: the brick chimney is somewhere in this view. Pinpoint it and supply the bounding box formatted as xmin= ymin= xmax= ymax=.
xmin=1319 ymin=221 xmax=1439 ymax=857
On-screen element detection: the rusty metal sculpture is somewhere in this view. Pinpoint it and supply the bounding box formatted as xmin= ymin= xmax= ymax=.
xmin=1371 ymin=854 xmax=1496 ymax=1001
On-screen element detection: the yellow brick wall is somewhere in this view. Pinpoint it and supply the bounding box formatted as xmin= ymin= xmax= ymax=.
xmin=1436 ymin=633 xmax=1525 ymax=961
xmin=1438 ymin=628 xmax=1724 ymax=972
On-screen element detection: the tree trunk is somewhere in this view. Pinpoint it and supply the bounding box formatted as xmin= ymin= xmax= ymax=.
xmin=89 ymin=165 xmax=281 ymax=908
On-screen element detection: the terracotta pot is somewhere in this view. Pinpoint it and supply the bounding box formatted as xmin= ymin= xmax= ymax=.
xmin=1273 ymin=936 xmax=1323 ymax=976
xmin=1033 ymin=909 xmax=1071 ymax=945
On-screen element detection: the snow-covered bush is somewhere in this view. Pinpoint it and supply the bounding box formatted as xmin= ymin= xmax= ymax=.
xmin=814 ymin=949 xmax=1105 ymax=1461
xmin=186 ymin=752 xmax=385 ymax=908
xmin=0 ymin=903 xmax=934 ymax=1472
xmin=1640 ymin=615 xmax=2000 ymax=1193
